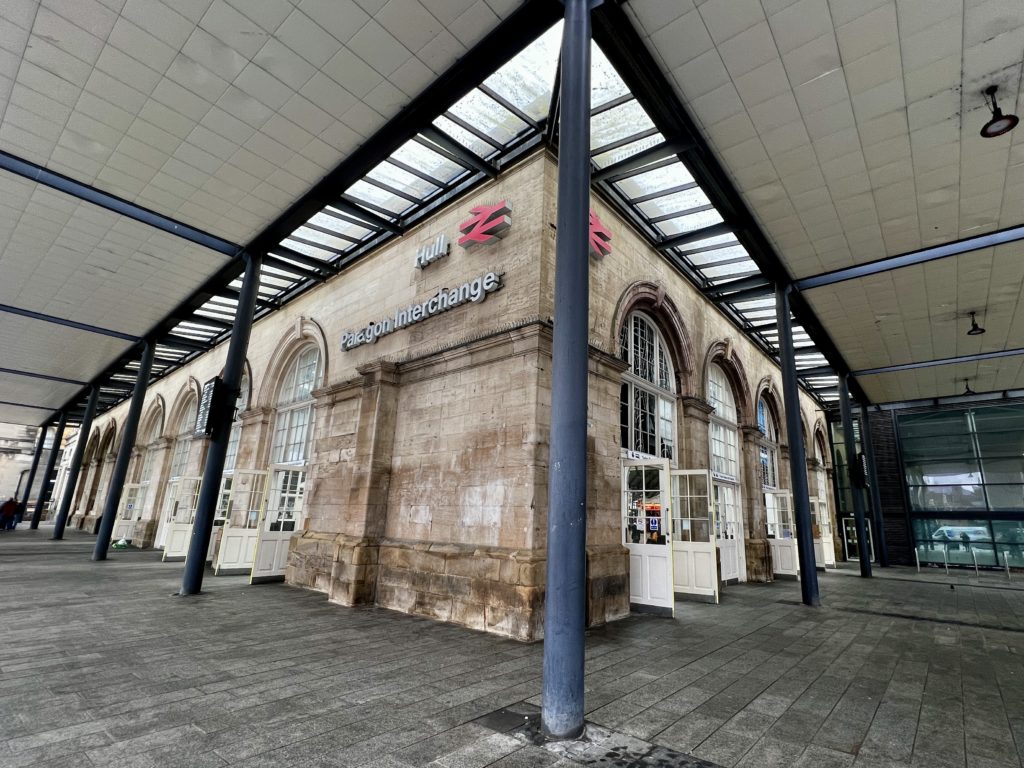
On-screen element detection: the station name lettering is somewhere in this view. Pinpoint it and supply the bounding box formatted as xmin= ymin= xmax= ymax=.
xmin=340 ymin=271 xmax=503 ymax=351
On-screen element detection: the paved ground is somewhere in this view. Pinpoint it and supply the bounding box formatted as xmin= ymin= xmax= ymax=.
xmin=3 ymin=527 xmax=1024 ymax=768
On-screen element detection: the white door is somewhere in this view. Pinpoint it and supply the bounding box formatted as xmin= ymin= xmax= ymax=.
xmin=160 ymin=477 xmax=202 ymax=560
xmin=112 ymin=484 xmax=141 ymax=542
xmin=766 ymin=490 xmax=798 ymax=577
xmin=713 ymin=481 xmax=744 ymax=583
xmin=250 ymin=469 xmax=304 ymax=583
xmin=810 ymin=497 xmax=836 ymax=567
xmin=214 ymin=471 xmax=267 ymax=576
xmin=622 ymin=459 xmax=674 ymax=615
xmin=670 ymin=470 xmax=718 ymax=603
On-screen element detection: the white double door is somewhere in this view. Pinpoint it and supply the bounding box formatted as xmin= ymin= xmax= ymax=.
xmin=713 ymin=480 xmax=746 ymax=583
xmin=159 ymin=477 xmax=202 ymax=560
xmin=623 ymin=459 xmax=674 ymax=614
xmin=766 ymin=490 xmax=798 ymax=577
xmin=213 ymin=470 xmax=266 ymax=576
xmin=670 ymin=470 xmax=719 ymax=603
xmin=811 ymin=497 xmax=836 ymax=567
xmin=250 ymin=468 xmax=305 ymax=582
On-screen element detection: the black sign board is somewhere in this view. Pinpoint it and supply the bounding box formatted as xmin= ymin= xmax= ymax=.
xmin=194 ymin=377 xmax=224 ymax=437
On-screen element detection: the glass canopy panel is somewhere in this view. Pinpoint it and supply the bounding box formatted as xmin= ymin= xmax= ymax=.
xmin=592 ymin=133 xmax=665 ymax=169
xmin=591 ymin=41 xmax=629 ymax=108
xmin=483 ymin=23 xmax=560 ymax=121
xmin=392 ymin=139 xmax=468 ymax=185
xmin=282 ymin=239 xmax=339 ymax=262
xmin=290 ymin=228 xmax=352 ymax=253
xmin=447 ymin=89 xmax=528 ymax=146
xmin=687 ymin=245 xmax=748 ymax=266
xmin=656 ymin=208 xmax=724 ymax=237
xmin=344 ymin=180 xmax=411 ymax=216
xmin=432 ymin=115 xmax=497 ymax=159
xmin=313 ymin=210 xmax=374 ymax=240
xmin=680 ymin=233 xmax=738 ymax=253
xmin=613 ymin=162 xmax=696 ymax=199
xmin=701 ymin=260 xmax=759 ymax=280
xmin=590 ymin=100 xmax=656 ymax=152
xmin=366 ymin=160 xmax=440 ymax=200
xmin=637 ymin=186 xmax=711 ymax=220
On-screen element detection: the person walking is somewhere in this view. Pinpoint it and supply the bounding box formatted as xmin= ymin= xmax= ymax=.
xmin=1 ymin=497 xmax=17 ymax=531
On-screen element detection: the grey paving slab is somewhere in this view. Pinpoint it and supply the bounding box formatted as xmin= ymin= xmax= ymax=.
xmin=6 ymin=529 xmax=1024 ymax=767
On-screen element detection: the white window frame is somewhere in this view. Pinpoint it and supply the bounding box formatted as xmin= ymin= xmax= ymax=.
xmin=619 ymin=312 xmax=677 ymax=463
xmin=707 ymin=363 xmax=739 ymax=481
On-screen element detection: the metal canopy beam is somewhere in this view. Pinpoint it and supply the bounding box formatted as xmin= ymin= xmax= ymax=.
xmin=709 ymin=274 xmax=772 ymax=295
xmin=853 ymin=346 xmax=1024 ymax=376
xmin=0 ymin=367 xmax=86 ymax=386
xmin=592 ymin=140 xmax=692 ymax=182
xmin=795 ymin=222 xmax=1024 ymax=290
xmin=0 ymin=303 xmax=140 ymax=342
xmin=656 ymin=222 xmax=732 ymax=250
xmin=420 ymin=125 xmax=498 ymax=179
xmin=0 ymin=150 xmax=241 ymax=257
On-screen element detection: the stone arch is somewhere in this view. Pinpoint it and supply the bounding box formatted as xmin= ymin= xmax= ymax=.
xmin=702 ymin=339 xmax=753 ymax=425
xmin=138 ymin=396 xmax=165 ymax=445
xmin=166 ymin=379 xmax=202 ymax=437
xmin=754 ymin=376 xmax=784 ymax=438
xmin=612 ymin=281 xmax=697 ymax=395
xmin=98 ymin=422 xmax=117 ymax=458
xmin=216 ymin=359 xmax=254 ymax=414
xmin=256 ymin=318 xmax=329 ymax=409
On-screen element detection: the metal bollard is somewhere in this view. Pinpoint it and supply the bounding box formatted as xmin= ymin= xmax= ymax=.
xmin=1006 ymin=551 xmax=1012 ymax=582
xmin=972 ymin=549 xmax=978 ymax=577
xmin=943 ymin=547 xmax=949 ymax=577
xmin=915 ymin=548 xmax=920 ymax=574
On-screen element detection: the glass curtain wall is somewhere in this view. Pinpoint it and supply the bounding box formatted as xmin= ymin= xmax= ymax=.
xmin=898 ymin=404 xmax=1024 ymax=568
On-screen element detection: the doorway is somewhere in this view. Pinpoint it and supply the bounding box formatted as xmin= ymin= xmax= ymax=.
xmin=622 ymin=459 xmax=674 ymax=615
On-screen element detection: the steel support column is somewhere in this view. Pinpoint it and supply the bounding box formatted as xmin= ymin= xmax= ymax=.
xmin=31 ymin=413 xmax=66 ymax=528
xmin=93 ymin=343 xmax=155 ymax=560
xmin=180 ymin=252 xmax=261 ymax=596
xmin=52 ymin=386 xmax=99 ymax=540
xmin=838 ymin=377 xmax=871 ymax=577
xmin=776 ymin=287 xmax=820 ymax=605
xmin=859 ymin=403 xmax=889 ymax=567
xmin=20 ymin=425 xmax=47 ymax=511
xmin=542 ymin=0 xmax=596 ymax=741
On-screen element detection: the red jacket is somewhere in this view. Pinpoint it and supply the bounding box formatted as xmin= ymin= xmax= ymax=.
xmin=0 ymin=499 xmax=17 ymax=519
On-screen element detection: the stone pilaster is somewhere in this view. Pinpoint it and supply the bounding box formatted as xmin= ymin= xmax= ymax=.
xmin=741 ymin=424 xmax=772 ymax=582
xmin=679 ymin=396 xmax=713 ymax=470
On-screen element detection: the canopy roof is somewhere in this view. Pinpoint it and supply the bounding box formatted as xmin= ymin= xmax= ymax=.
xmin=3 ymin=0 xmax=1018 ymax=431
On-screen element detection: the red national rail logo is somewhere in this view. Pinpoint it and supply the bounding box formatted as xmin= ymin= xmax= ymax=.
xmin=589 ymin=209 xmax=612 ymax=258
xmin=458 ymin=200 xmax=512 ymax=248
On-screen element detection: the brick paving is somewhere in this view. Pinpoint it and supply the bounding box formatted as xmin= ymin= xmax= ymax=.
xmin=3 ymin=526 xmax=1024 ymax=767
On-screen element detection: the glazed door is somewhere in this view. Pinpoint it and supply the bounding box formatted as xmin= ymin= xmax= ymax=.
xmin=713 ymin=481 xmax=743 ymax=583
xmin=842 ymin=516 xmax=874 ymax=561
xmin=670 ymin=470 xmax=718 ymax=602
xmin=766 ymin=490 xmax=798 ymax=576
xmin=161 ymin=477 xmax=202 ymax=561
xmin=622 ymin=459 xmax=674 ymax=614
xmin=214 ymin=471 xmax=267 ymax=576
xmin=112 ymin=484 xmax=141 ymax=543
xmin=251 ymin=469 xmax=305 ymax=583
xmin=810 ymin=497 xmax=836 ymax=567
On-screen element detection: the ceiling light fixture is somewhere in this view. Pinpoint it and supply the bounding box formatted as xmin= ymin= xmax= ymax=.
xmin=980 ymin=85 xmax=1019 ymax=138
xmin=967 ymin=311 xmax=986 ymax=336
xmin=963 ymin=379 xmax=976 ymax=396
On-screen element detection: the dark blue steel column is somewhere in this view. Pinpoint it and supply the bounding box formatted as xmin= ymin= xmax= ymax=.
xmin=776 ymin=287 xmax=820 ymax=605
xmin=180 ymin=252 xmax=261 ymax=596
xmin=93 ymin=342 xmax=155 ymax=560
xmin=53 ymin=386 xmax=99 ymax=540
xmin=20 ymin=425 xmax=48 ymax=510
xmin=30 ymin=412 xmax=66 ymax=528
xmin=542 ymin=0 xmax=597 ymax=741
xmin=860 ymin=403 xmax=889 ymax=567
xmin=838 ymin=376 xmax=871 ymax=577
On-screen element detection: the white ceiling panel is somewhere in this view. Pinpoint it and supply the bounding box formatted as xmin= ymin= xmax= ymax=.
xmin=0 ymin=170 xmax=230 ymax=334
xmin=0 ymin=371 xmax=80 ymax=411
xmin=0 ymin=404 xmax=52 ymax=427
xmin=0 ymin=312 xmax=134 ymax=392
xmin=804 ymin=241 xmax=1024 ymax=371
xmin=628 ymin=0 xmax=1024 ymax=280
xmin=860 ymin=356 xmax=1024 ymax=403
xmin=0 ymin=0 xmax=521 ymax=244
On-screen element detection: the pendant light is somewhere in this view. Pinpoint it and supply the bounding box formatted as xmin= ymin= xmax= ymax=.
xmin=963 ymin=379 xmax=976 ymax=396
xmin=966 ymin=311 xmax=986 ymax=336
xmin=980 ymin=85 xmax=1019 ymax=138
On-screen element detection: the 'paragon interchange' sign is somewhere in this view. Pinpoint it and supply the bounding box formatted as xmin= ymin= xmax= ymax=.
xmin=340 ymin=271 xmax=503 ymax=351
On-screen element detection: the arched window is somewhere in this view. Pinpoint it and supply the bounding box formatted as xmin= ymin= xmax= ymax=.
xmin=757 ymin=397 xmax=779 ymax=490
xmin=707 ymin=363 xmax=738 ymax=479
xmin=158 ymin=397 xmax=199 ymax=545
xmin=619 ymin=313 xmax=675 ymax=460
xmin=268 ymin=346 xmax=321 ymax=530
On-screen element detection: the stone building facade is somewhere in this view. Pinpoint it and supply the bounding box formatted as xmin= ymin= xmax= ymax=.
xmin=69 ymin=152 xmax=835 ymax=640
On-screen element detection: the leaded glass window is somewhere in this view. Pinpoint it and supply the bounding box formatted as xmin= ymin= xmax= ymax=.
xmin=619 ymin=313 xmax=675 ymax=461
xmin=708 ymin=364 xmax=738 ymax=479
xmin=758 ymin=397 xmax=779 ymax=489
